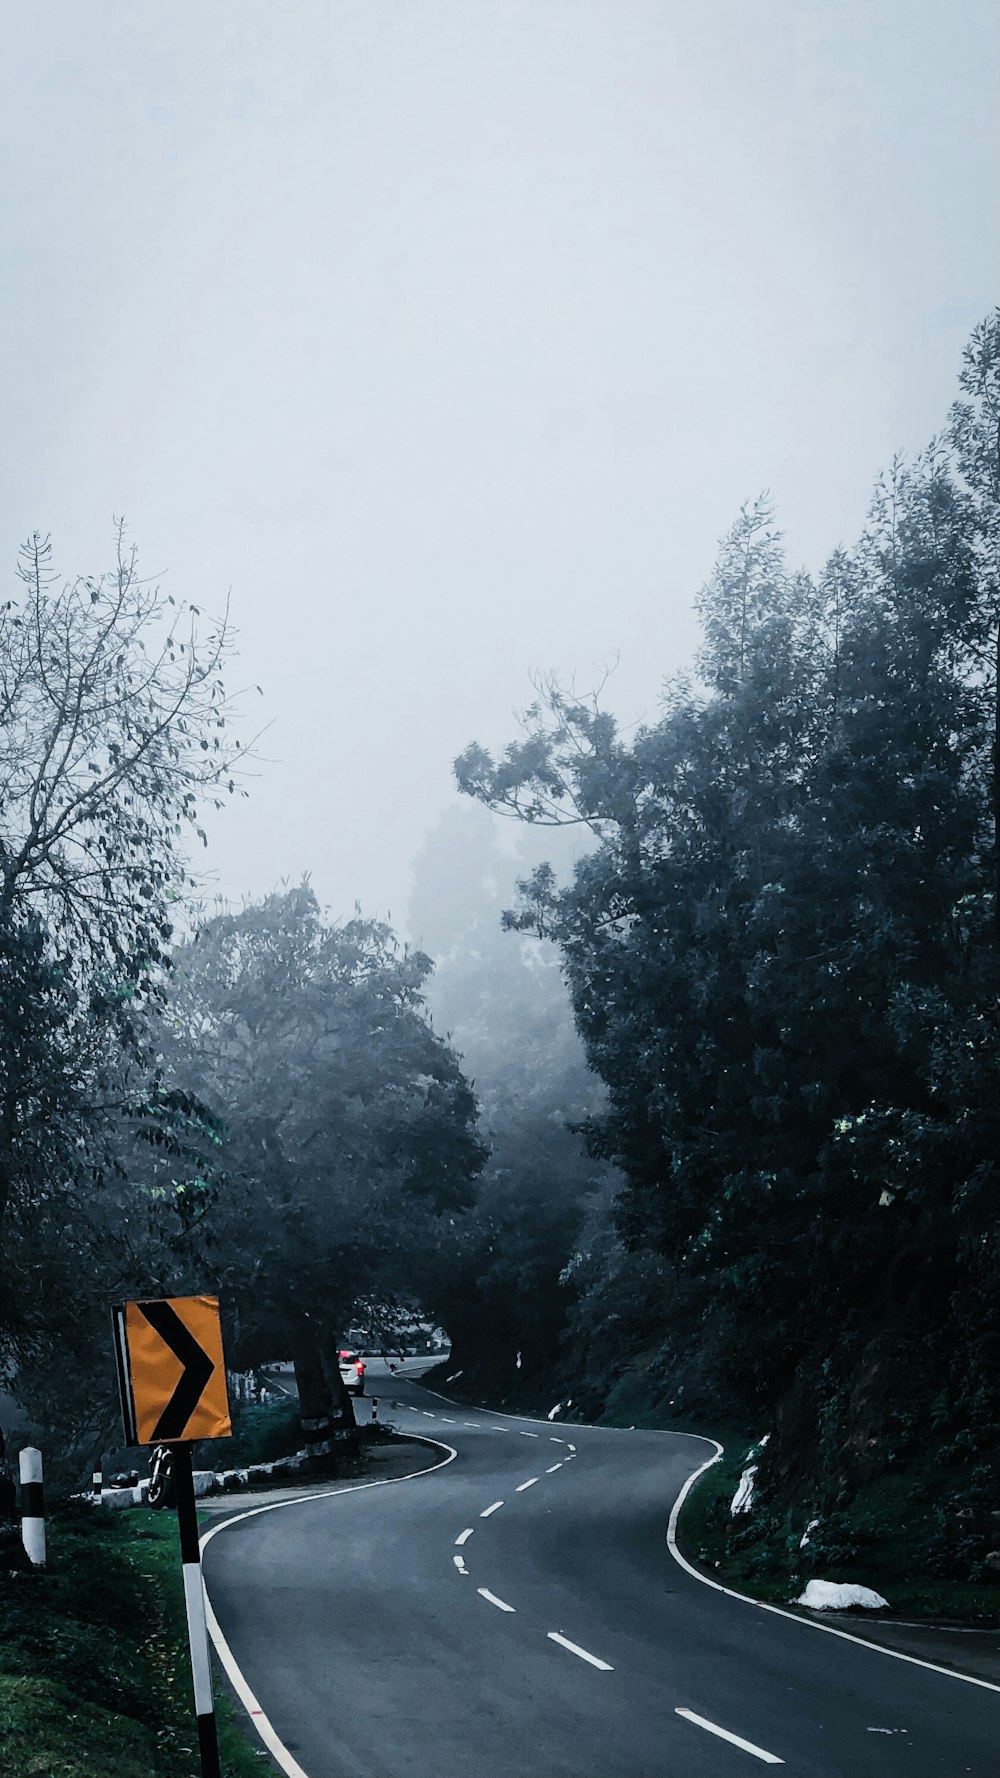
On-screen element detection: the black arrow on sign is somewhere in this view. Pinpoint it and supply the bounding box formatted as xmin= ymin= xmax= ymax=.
xmin=139 ymin=1301 xmax=216 ymax=1440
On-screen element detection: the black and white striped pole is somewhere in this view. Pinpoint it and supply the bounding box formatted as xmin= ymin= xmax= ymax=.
xmin=92 ymin=1465 xmax=103 ymax=1505
xmin=19 ymin=1446 xmax=45 ymax=1566
xmin=172 ymin=1444 xmax=221 ymax=1778
xmin=371 ymin=1397 xmax=379 ymax=1424
xmin=112 ymin=1295 xmax=233 ymax=1778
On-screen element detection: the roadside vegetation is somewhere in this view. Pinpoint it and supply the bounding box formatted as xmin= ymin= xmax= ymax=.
xmin=442 ymin=313 xmax=1000 ymax=1613
xmin=0 ymin=1507 xmax=261 ymax=1778
xmin=0 ymin=531 xmax=486 ymax=1479
xmin=675 ymin=1430 xmax=1000 ymax=1626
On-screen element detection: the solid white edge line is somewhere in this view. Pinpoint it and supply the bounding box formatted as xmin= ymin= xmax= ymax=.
xmin=480 ymin=1500 xmax=504 ymax=1517
xmin=200 ymin=1436 xmax=458 ymax=1778
xmin=455 ymin=1528 xmax=474 ymax=1545
xmin=547 ymin=1631 xmax=614 ymax=1671
xmin=676 ymin=1707 xmax=783 ymax=1764
xmin=478 ymin=1587 xmax=516 ymax=1613
xmin=665 ymin=1444 xmax=1000 ymax=1695
xmin=401 ymin=1382 xmax=1000 ymax=1697
xmin=515 ymin=1477 xmax=538 ymax=1491
xmin=202 ymin=1586 xmax=310 ymax=1778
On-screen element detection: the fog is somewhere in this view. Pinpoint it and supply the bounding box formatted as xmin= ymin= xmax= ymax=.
xmin=3 ymin=0 xmax=996 ymax=934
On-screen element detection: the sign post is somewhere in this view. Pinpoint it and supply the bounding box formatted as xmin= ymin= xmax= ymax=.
xmin=113 ymin=1295 xmax=232 ymax=1778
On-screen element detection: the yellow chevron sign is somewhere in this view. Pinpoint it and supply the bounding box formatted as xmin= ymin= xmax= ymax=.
xmin=113 ymin=1295 xmax=232 ymax=1445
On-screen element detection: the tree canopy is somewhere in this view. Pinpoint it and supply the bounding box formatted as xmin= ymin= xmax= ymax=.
xmin=166 ymin=885 xmax=486 ymax=1375
xmin=454 ymin=312 xmax=1000 ymax=1566
xmin=0 ymin=530 xmax=242 ymax=1360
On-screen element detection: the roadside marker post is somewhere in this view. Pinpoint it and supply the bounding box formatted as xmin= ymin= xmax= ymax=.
xmin=371 ymin=1397 xmax=379 ymax=1424
xmin=112 ymin=1295 xmax=232 ymax=1778
xmin=173 ymin=1443 xmax=223 ymax=1778
xmin=19 ymin=1446 xmax=45 ymax=1566
xmin=92 ymin=1466 xmax=103 ymax=1504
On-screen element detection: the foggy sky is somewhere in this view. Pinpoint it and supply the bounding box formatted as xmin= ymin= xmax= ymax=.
xmin=3 ymin=2 xmax=997 ymax=936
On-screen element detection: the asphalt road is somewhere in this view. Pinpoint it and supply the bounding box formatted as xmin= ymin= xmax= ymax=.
xmin=202 ymin=1363 xmax=998 ymax=1778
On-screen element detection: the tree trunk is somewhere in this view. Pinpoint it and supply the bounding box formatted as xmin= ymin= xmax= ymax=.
xmin=318 ymin=1329 xmax=361 ymax=1456
xmin=292 ymin=1322 xmax=357 ymax=1475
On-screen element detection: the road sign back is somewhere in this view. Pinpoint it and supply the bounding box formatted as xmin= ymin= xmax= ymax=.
xmin=113 ymin=1295 xmax=232 ymax=1445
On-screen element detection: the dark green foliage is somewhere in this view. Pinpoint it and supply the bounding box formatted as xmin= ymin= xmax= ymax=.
xmin=455 ymin=312 xmax=1000 ymax=1576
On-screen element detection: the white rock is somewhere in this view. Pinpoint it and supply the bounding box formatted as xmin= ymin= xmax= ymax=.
xmin=796 ymin=1580 xmax=890 ymax=1611
xmin=730 ymin=1463 xmax=757 ymax=1515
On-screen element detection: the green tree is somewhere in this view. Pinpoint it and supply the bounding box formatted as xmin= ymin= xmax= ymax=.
xmin=167 ymin=885 xmax=485 ymax=1462
xmin=0 ymin=526 xmax=243 ymax=1369
xmin=453 ymin=315 xmax=1000 ymax=1567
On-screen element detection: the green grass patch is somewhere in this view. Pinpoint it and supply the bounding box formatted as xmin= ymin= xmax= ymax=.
xmin=0 ymin=1507 xmax=267 ymax=1778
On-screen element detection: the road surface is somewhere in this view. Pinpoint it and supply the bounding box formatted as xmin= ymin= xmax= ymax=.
xmin=202 ymin=1362 xmax=998 ymax=1778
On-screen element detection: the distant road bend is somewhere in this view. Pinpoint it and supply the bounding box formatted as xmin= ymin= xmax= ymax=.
xmin=202 ymin=1361 xmax=999 ymax=1778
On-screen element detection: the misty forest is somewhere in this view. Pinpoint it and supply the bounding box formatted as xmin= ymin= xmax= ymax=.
xmin=2 ymin=310 xmax=999 ymax=1605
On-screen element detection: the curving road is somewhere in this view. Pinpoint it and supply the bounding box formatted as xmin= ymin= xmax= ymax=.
xmin=202 ymin=1363 xmax=998 ymax=1778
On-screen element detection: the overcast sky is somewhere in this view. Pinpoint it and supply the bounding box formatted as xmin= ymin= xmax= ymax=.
xmin=3 ymin=1 xmax=997 ymax=935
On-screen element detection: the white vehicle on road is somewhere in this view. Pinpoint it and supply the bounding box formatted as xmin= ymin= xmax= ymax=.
xmin=338 ymin=1350 xmax=366 ymax=1396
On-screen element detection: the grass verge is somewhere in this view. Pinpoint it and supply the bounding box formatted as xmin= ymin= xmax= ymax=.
xmin=0 ymin=1505 xmax=266 ymax=1778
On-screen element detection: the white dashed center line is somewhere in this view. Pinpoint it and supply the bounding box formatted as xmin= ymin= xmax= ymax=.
xmin=515 ymin=1477 xmax=538 ymax=1492
xmin=478 ymin=1588 xmax=516 ymax=1613
xmin=480 ymin=1501 xmax=504 ymax=1518
xmin=675 ymin=1709 xmax=783 ymax=1765
xmin=545 ymin=1463 xmax=562 ymax=1474
xmin=518 ymin=1430 xmax=539 ymax=1438
xmin=455 ymin=1529 xmax=474 ymax=1546
xmin=463 ymin=1422 xmax=478 ymax=1428
xmin=453 ymin=1555 xmax=468 ymax=1575
xmin=549 ymin=1437 xmax=566 ymax=1444
xmin=567 ymin=1443 xmax=576 ymax=1452
xmin=440 ymin=1417 xmax=456 ymax=1424
xmin=547 ymin=1632 xmax=614 ymax=1671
